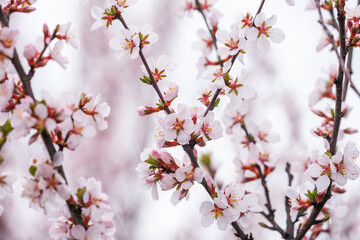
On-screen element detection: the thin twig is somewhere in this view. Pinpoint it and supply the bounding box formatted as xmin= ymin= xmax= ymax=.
xmin=342 ymin=48 xmax=353 ymax=101
xmin=295 ymin=3 xmax=348 ymax=238
xmin=116 ymin=14 xmax=172 ymax=114
xmin=285 ymin=163 xmax=294 ymax=239
xmin=194 ymin=0 xmax=219 ymax=52
xmin=117 ymin=12 xmax=251 ymax=239
xmin=295 ymin=183 xmax=332 ymax=240
xmin=202 ymin=0 xmax=266 ymax=117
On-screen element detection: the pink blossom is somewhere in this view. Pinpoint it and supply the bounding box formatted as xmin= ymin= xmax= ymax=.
xmin=216 ymin=27 xmax=246 ymax=59
xmin=90 ymin=6 xmax=108 ymax=31
xmin=141 ymin=55 xmax=176 ymax=83
xmin=175 ymin=166 xmax=203 ymax=190
xmin=0 ymin=171 xmax=16 ymax=198
xmin=58 ymin=22 xmax=80 ymax=49
xmin=0 ymin=27 xmax=19 ymax=58
xmin=112 ymin=0 xmax=138 ymax=11
xmin=163 ymin=82 xmax=179 ymax=102
xmin=163 ymin=104 xmax=195 ymax=145
xmin=109 ymin=25 xmax=140 ymax=60
xmin=50 ymin=41 xmax=69 ymax=69
xmin=246 ymin=13 xmax=285 ymax=53
xmin=199 ymin=198 xmax=234 ymax=230
xmin=197 ymin=111 xmax=223 ymax=141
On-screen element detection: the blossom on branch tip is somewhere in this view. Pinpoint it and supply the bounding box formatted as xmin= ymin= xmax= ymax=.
xmin=58 ymin=22 xmax=80 ymax=49
xmin=246 ymin=13 xmax=285 ymax=53
xmin=113 ymin=0 xmax=137 ymax=12
xmin=163 ymin=82 xmax=179 ymax=102
xmin=50 ymin=41 xmax=69 ymax=69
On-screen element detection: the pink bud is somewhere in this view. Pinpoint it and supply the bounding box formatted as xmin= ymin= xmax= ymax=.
xmin=23 ymin=44 xmax=37 ymax=60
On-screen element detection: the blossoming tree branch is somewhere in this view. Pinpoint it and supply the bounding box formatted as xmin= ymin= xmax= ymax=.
xmin=0 ymin=0 xmax=359 ymax=239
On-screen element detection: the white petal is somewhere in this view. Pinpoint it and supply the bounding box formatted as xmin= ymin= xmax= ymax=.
xmin=201 ymin=214 xmax=214 ymax=227
xmin=269 ymin=28 xmax=285 ymax=43
xmin=257 ymin=36 xmax=270 ymax=53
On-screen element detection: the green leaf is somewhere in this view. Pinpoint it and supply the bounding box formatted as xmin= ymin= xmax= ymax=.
xmin=305 ymin=189 xmax=318 ymax=202
xmin=214 ymin=98 xmax=220 ymax=107
xmin=29 ymin=166 xmax=37 ymax=177
xmin=223 ymin=72 xmax=230 ymax=83
xmin=259 ymin=222 xmax=269 ymax=228
xmin=144 ymin=155 xmax=160 ymax=167
xmin=77 ymin=187 xmax=87 ymax=200
xmin=200 ymin=154 xmax=211 ymax=167
xmin=140 ymin=76 xmax=151 ymax=85
xmin=2 ymin=120 xmax=13 ymax=136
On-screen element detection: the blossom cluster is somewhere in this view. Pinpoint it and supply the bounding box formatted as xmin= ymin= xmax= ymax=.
xmin=0 ymin=2 xmax=116 ymax=239
xmin=49 ymin=178 xmax=116 ymax=240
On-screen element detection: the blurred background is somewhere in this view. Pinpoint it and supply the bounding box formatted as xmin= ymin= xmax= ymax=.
xmin=0 ymin=0 xmax=360 ymax=239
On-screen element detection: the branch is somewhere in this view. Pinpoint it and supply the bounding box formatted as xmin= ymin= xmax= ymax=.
xmin=202 ymin=0 xmax=266 ymax=117
xmin=194 ymin=0 xmax=219 ymax=52
xmin=329 ymin=5 xmax=346 ymax=156
xmin=117 ymin=11 xmax=251 ymax=239
xmin=295 ymin=183 xmax=332 ymax=240
xmin=0 ymin=6 xmax=83 ymax=226
xmin=314 ymin=1 xmax=348 ymax=155
xmin=294 ymin=3 xmax=348 ymax=238
xmin=285 ymin=163 xmax=294 ymax=239
xmin=116 ymin=14 xmax=172 ymax=115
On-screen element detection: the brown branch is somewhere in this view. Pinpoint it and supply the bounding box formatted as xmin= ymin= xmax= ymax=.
xmin=116 ymin=14 xmax=172 ymax=114
xmin=295 ymin=3 xmax=349 ymax=239
xmin=117 ymin=12 xmax=251 ymax=239
xmin=194 ymin=0 xmax=219 ymax=52
xmin=329 ymin=5 xmax=346 ymax=156
xmin=342 ymin=48 xmax=353 ymax=101
xmin=0 ymin=6 xmax=83 ymax=226
xmin=203 ymin=0 xmax=266 ymax=117
xmin=295 ymin=183 xmax=332 ymax=240
xmin=285 ymin=163 xmax=294 ymax=239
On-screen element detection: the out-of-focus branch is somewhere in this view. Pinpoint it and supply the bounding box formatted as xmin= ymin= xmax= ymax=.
xmin=0 ymin=5 xmax=83 ymax=226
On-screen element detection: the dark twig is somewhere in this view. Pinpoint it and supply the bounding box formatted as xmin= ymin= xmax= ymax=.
xmin=116 ymin=14 xmax=172 ymax=114
xmin=117 ymin=12 xmax=250 ymax=239
xmin=295 ymin=3 xmax=348 ymax=239
xmin=342 ymin=48 xmax=353 ymax=101
xmin=329 ymin=5 xmax=346 ymax=156
xmin=203 ymin=0 xmax=266 ymax=117
xmin=295 ymin=183 xmax=332 ymax=240
xmin=285 ymin=163 xmax=294 ymax=239
xmin=194 ymin=0 xmax=219 ymax=52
